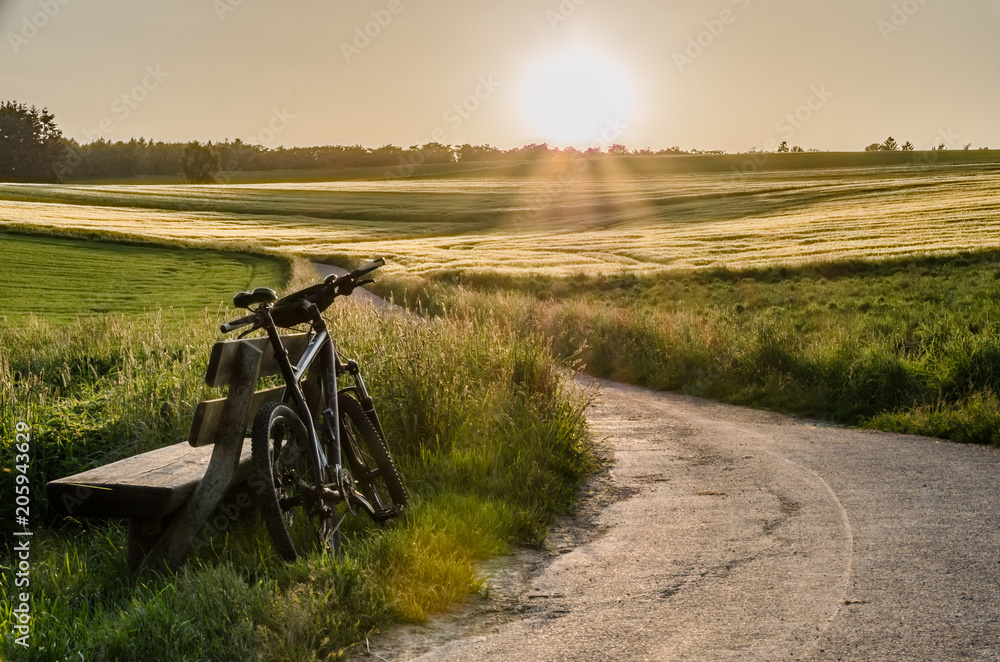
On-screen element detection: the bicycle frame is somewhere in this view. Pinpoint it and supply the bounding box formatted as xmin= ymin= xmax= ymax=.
xmin=258 ymin=301 xmax=382 ymax=515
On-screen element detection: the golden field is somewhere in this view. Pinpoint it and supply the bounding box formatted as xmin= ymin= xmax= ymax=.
xmin=1 ymin=162 xmax=999 ymax=274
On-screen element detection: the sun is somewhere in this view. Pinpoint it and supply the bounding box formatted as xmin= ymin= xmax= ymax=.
xmin=520 ymin=47 xmax=636 ymax=147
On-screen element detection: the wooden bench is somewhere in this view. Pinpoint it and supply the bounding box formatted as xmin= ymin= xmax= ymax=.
xmin=46 ymin=333 xmax=312 ymax=575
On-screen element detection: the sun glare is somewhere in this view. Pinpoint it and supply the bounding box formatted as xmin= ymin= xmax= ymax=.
xmin=520 ymin=47 xmax=636 ymax=147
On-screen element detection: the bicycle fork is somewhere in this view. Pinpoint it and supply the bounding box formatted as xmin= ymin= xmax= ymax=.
xmin=339 ymin=357 xmax=389 ymax=443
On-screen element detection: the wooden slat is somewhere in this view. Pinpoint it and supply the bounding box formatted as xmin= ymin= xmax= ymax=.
xmin=45 ymin=439 xmax=253 ymax=520
xmin=188 ymin=385 xmax=285 ymax=447
xmin=204 ymin=334 xmax=310 ymax=388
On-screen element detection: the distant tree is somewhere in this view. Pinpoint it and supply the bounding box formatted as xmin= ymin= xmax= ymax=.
xmin=901 ymin=141 xmax=914 ymax=151
xmin=0 ymin=101 xmax=64 ymax=182
xmin=456 ymin=143 xmax=477 ymax=163
xmin=608 ymin=143 xmax=629 ymax=156
xmin=790 ymin=145 xmax=804 ymax=153
xmin=932 ymin=142 xmax=947 ymax=151
xmin=216 ymin=138 xmax=267 ymax=172
xmin=964 ymin=143 xmax=972 ymax=150
xmin=777 ymin=141 xmax=789 ymax=153
xmin=181 ymin=141 xmax=221 ymax=183
xmin=369 ymin=144 xmax=405 ymax=166
xmin=456 ymin=143 xmax=501 ymax=163
xmin=882 ymin=136 xmax=899 ymax=151
xmin=407 ymin=142 xmax=455 ymax=164
xmin=507 ymin=143 xmax=552 ymax=161
xmin=865 ymin=142 xmax=882 ymax=152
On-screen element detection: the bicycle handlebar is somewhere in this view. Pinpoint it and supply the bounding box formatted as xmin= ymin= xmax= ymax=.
xmin=220 ymin=313 xmax=257 ymax=334
xmin=350 ymin=257 xmax=386 ymax=279
xmin=325 ymin=257 xmax=386 ymax=286
xmin=221 ymin=257 xmax=387 ymax=334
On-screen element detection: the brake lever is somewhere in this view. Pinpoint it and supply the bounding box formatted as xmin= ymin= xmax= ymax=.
xmin=357 ymin=278 xmax=374 ymax=287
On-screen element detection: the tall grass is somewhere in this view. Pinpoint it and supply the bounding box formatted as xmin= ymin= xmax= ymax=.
xmin=0 ymin=287 xmax=591 ymax=659
xmin=407 ymin=251 xmax=1000 ymax=446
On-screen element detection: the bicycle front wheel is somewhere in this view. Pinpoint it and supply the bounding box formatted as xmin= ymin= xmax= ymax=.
xmin=339 ymin=393 xmax=407 ymax=522
xmin=252 ymin=401 xmax=338 ymax=561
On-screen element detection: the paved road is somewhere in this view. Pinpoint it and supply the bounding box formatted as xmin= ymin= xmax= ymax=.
xmin=387 ymin=378 xmax=1000 ymax=661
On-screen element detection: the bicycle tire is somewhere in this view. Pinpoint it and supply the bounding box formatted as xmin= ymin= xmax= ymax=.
xmin=338 ymin=393 xmax=407 ymax=521
xmin=252 ymin=401 xmax=338 ymax=561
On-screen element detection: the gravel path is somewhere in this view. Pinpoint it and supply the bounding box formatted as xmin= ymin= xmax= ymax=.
xmin=360 ymin=377 xmax=1000 ymax=661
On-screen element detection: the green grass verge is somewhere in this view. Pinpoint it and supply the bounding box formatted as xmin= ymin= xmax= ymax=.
xmin=389 ymin=250 xmax=1000 ymax=446
xmin=0 ymin=281 xmax=592 ymax=660
xmin=52 ymin=149 xmax=1000 ymax=185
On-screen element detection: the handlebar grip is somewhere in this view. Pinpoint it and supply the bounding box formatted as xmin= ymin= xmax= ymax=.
xmin=220 ymin=314 xmax=256 ymax=334
xmin=349 ymin=257 xmax=386 ymax=280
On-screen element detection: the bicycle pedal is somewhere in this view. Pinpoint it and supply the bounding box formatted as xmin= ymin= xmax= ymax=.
xmin=374 ymin=505 xmax=404 ymax=521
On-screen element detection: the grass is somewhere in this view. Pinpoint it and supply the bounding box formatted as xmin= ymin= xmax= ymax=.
xmin=6 ymin=157 xmax=1000 ymax=656
xmin=408 ymin=250 xmax=1000 ymax=445
xmin=45 ymin=147 xmax=1000 ymax=185
xmin=0 ymin=248 xmax=593 ymax=661
xmin=0 ymin=232 xmax=286 ymax=323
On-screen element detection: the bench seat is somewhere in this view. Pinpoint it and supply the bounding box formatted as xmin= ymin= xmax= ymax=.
xmin=46 ymin=439 xmax=253 ymax=520
xmin=44 ymin=335 xmax=311 ymax=575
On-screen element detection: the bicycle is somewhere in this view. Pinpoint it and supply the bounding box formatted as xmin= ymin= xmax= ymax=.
xmin=220 ymin=258 xmax=406 ymax=560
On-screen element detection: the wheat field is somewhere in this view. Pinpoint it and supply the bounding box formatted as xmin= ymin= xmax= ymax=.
xmin=2 ymin=163 xmax=999 ymax=275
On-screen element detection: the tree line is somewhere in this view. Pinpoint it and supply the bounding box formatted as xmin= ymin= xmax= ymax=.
xmin=0 ymin=101 xmax=990 ymax=183
xmin=864 ymin=135 xmax=979 ymax=152
xmin=0 ymin=101 xmax=699 ymax=183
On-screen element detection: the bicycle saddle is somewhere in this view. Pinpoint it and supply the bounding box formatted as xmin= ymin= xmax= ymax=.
xmin=233 ymin=287 xmax=277 ymax=309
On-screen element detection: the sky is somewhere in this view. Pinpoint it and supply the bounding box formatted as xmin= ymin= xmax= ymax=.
xmin=1 ymin=0 xmax=998 ymax=152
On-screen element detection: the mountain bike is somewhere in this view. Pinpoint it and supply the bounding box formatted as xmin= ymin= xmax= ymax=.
xmin=220 ymin=258 xmax=406 ymax=560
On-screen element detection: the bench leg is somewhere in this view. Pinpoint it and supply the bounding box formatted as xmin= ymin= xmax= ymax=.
xmin=143 ymin=343 xmax=263 ymax=575
xmin=223 ymin=478 xmax=262 ymax=517
xmin=126 ymin=517 xmax=169 ymax=575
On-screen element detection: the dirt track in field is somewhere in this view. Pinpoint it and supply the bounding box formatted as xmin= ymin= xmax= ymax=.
xmin=355 ymin=376 xmax=1000 ymax=661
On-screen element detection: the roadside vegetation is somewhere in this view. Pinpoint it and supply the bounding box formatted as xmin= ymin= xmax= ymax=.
xmin=389 ymin=250 xmax=1000 ymax=446
xmin=0 ymin=247 xmax=592 ymax=661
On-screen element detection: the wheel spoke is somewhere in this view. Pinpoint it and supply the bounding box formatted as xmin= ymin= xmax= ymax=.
xmin=338 ymin=394 xmax=406 ymax=523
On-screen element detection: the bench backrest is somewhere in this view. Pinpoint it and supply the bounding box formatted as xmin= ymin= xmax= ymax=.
xmin=204 ymin=334 xmax=310 ymax=388
xmin=188 ymin=334 xmax=311 ymax=447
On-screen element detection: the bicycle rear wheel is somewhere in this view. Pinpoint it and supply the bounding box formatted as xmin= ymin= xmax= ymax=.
xmin=339 ymin=392 xmax=407 ymax=522
xmin=252 ymin=401 xmax=338 ymax=561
